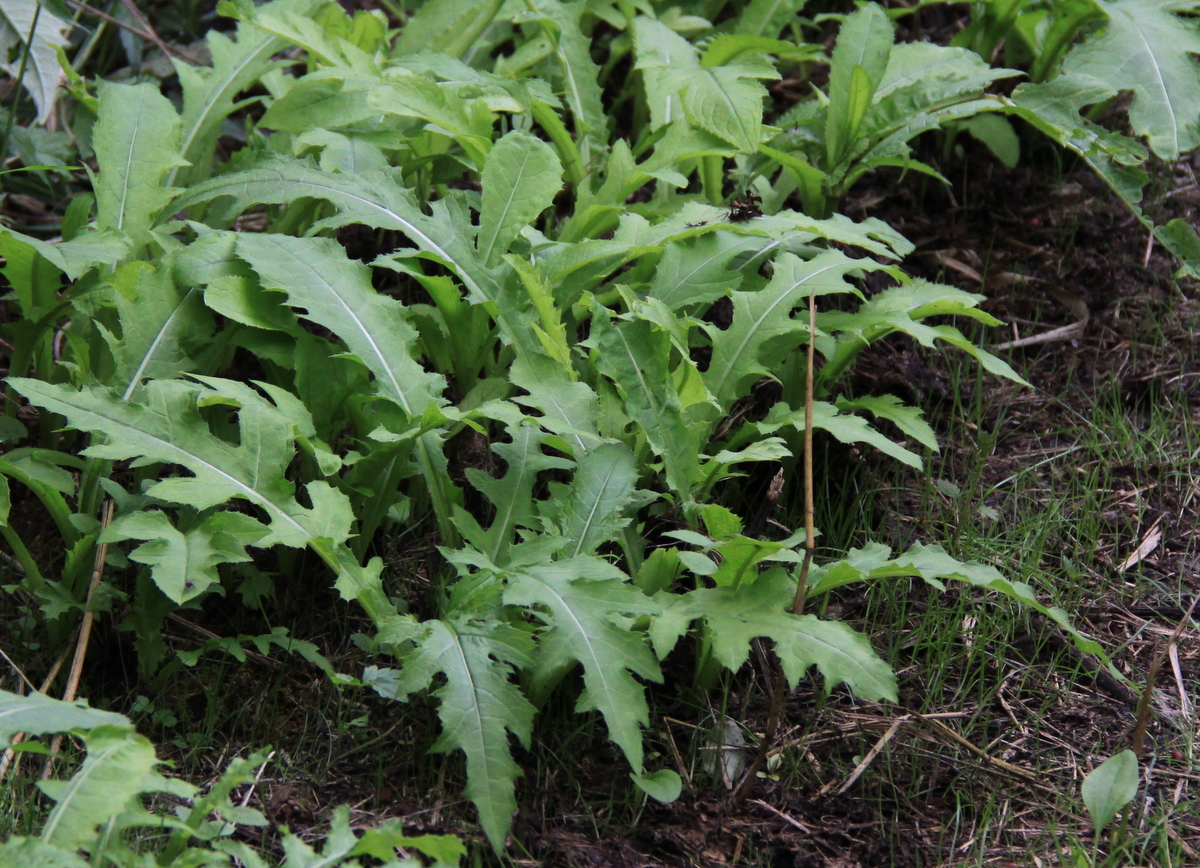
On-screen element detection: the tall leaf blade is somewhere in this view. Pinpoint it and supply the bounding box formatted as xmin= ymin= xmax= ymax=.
xmin=524 ymin=0 xmax=608 ymax=163
xmin=171 ymin=0 xmax=321 ymax=186
xmin=648 ymin=232 xmax=757 ymax=310
xmin=101 ymin=261 xmax=214 ymax=401
xmin=393 ymin=0 xmax=505 ymax=60
xmin=589 ymin=311 xmax=700 ymax=498
xmin=39 ymin=726 xmax=186 ymax=851
xmin=546 ymin=442 xmax=640 ymax=558
xmin=736 ymin=0 xmax=810 ymax=37
xmin=632 ymin=17 xmax=697 ymax=131
xmin=704 ymin=250 xmax=864 ymax=411
xmin=462 ymin=423 xmax=572 ymax=563
xmin=683 ymin=57 xmax=779 ymax=154
xmin=235 ymin=233 xmax=445 ymax=419
xmin=375 ymin=617 xmax=535 ymax=851
xmin=478 ymin=130 xmax=563 ymax=266
xmin=93 ymin=82 xmax=187 ymax=243
xmin=826 ymin=3 xmax=893 ymax=164
xmin=503 ymin=555 xmax=662 ymax=772
xmin=0 ymin=0 xmax=71 ymax=124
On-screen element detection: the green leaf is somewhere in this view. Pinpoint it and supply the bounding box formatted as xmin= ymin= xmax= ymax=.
xmin=39 ymin=725 xmax=191 ymax=851
xmin=632 ymin=17 xmax=696 ymax=131
xmin=704 ymin=250 xmax=866 ymax=411
xmin=850 ymin=43 xmax=1017 ymax=174
xmin=544 ymin=442 xmax=640 ymax=558
xmin=0 ymin=230 xmax=62 ymax=320
xmin=171 ymin=159 xmax=535 ymax=345
xmin=760 ymin=401 xmax=924 ymax=469
xmin=393 ymin=0 xmax=505 ymax=60
xmin=0 ymin=0 xmax=72 ymax=124
xmin=100 ymin=510 xmax=267 ymax=604
xmin=509 ymin=352 xmax=605 ymax=457
xmin=735 ymin=0 xmax=811 ymax=37
xmin=235 ymin=232 xmax=445 ymax=419
xmin=101 ymin=260 xmax=215 ymax=401
xmin=366 ymin=72 xmax=494 ymax=166
xmin=0 ymin=690 xmax=129 ymax=746
xmin=1081 ymin=750 xmax=1139 ymax=832
xmin=1006 ymin=73 xmax=1149 ymax=208
xmin=93 ymin=82 xmax=188 ymax=244
xmin=835 ymin=394 xmax=939 ymax=452
xmin=826 ymin=3 xmax=893 ymax=165
xmin=817 ymin=278 xmax=1029 ymax=389
xmin=478 ymin=130 xmax=563 ymax=267
xmin=172 ymin=0 xmax=321 ymax=187
xmin=11 ymin=379 xmax=309 ymax=546
xmin=683 ymin=56 xmax=779 ymax=154
xmin=1155 ymin=217 xmax=1200 ymax=278
xmin=631 ymin=769 xmax=682 ymax=802
xmin=503 ymin=553 xmax=662 ymax=772
xmin=589 ymin=310 xmax=701 ymax=498
xmin=651 ymin=569 xmax=897 ymax=701
xmin=960 ymin=113 xmax=1020 ymax=168
xmin=372 ymin=617 xmax=535 ymax=852
xmin=354 ymin=819 xmax=466 ymax=866
xmin=520 ymin=1 xmax=608 ymax=164
xmin=260 ymin=68 xmax=383 ymax=133
xmin=648 ymin=232 xmax=758 ymax=310
xmin=7 ymin=378 xmax=388 ymax=618
xmin=459 ymin=423 xmax=572 ymax=564
xmin=1064 ymin=0 xmax=1200 ymax=160
xmin=0 ymin=837 xmax=89 ymax=868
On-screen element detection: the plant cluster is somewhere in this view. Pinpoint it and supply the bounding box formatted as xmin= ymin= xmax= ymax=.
xmin=2 ymin=0 xmax=1197 ymax=859
xmin=0 ymin=688 xmax=464 ymax=867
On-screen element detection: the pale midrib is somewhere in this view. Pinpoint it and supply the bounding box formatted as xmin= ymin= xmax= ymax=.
xmin=539 ymin=582 xmax=629 ymax=725
xmin=115 ymin=103 xmax=145 ymax=233
xmin=170 ymin=33 xmax=277 ymax=187
xmin=121 ymin=288 xmax=196 ymax=402
xmin=611 ymin=327 xmax=675 ymax=454
xmin=711 ymin=260 xmax=845 ymax=400
xmin=658 ymin=246 xmax=732 ymax=307
xmin=569 ymin=462 xmax=622 ymax=558
xmin=488 ymin=441 xmax=535 ymax=562
xmin=746 ymin=0 xmax=788 ymax=37
xmin=1127 ymin=12 xmax=1177 ymax=153
xmin=701 ymin=68 xmax=754 ymax=147
xmin=290 ymin=255 xmax=413 ymax=415
xmin=480 ymin=145 xmax=535 ymax=264
xmin=443 ymin=626 xmax=506 ymax=819
xmin=61 ymin=397 xmax=308 ymax=538
xmin=40 ymin=740 xmax=126 ymax=843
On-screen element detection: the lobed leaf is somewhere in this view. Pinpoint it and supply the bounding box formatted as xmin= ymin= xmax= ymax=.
xmin=235 ymin=232 xmax=445 ymax=419
xmin=371 ymin=616 xmax=535 ymax=851
xmin=503 ymin=553 xmax=662 ymax=772
xmin=1064 ymin=0 xmax=1200 ymax=160
xmin=651 ymin=569 xmax=897 ymax=702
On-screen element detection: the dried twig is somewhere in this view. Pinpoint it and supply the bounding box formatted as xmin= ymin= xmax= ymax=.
xmin=0 ymin=642 xmax=72 ymax=781
xmin=733 ymin=274 xmax=818 ymax=803
xmin=61 ymin=0 xmax=187 ymax=60
xmin=42 ymin=500 xmax=114 ymax=779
